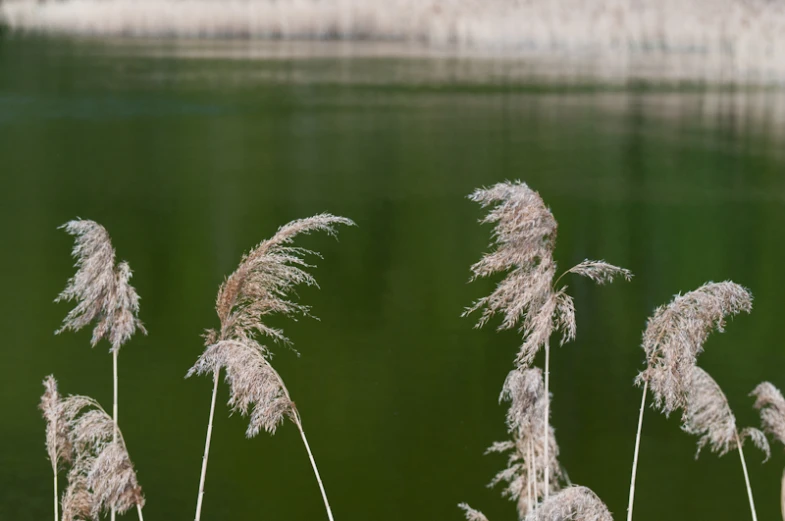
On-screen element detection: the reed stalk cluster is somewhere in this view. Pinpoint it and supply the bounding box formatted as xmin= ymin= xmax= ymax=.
xmin=41 ymin=215 xmax=353 ymax=521
xmin=36 ymin=184 xmax=785 ymax=521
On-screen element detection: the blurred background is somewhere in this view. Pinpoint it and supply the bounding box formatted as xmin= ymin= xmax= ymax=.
xmin=2 ymin=5 xmax=785 ymax=520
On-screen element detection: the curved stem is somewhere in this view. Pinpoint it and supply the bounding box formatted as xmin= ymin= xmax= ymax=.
xmin=112 ymin=350 xmax=119 ymax=521
xmin=295 ymin=419 xmax=335 ymax=521
xmin=543 ymin=341 xmax=550 ymax=502
xmin=195 ymin=371 xmax=220 ymax=521
xmin=627 ymin=382 xmax=647 ymax=521
xmin=736 ymin=432 xmax=758 ymax=521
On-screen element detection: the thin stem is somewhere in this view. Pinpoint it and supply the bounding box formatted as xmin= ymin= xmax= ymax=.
xmin=53 ymin=472 xmax=58 ymax=521
xmin=527 ymin=439 xmax=533 ymax=513
xmin=112 ymin=350 xmax=119 ymax=521
xmin=736 ymin=433 xmax=758 ymax=521
xmin=543 ymin=340 xmax=550 ymax=502
xmin=295 ymin=419 xmax=335 ymax=521
xmin=627 ymin=381 xmax=648 ymax=521
xmin=137 ymin=504 xmax=144 ymax=521
xmin=780 ymin=467 xmax=785 ymax=521
xmin=194 ymin=371 xmax=220 ymax=521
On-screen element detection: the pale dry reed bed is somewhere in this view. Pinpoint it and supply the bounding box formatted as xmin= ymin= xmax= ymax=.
xmin=35 ymin=183 xmax=785 ymax=521
xmin=4 ymin=0 xmax=785 ymax=82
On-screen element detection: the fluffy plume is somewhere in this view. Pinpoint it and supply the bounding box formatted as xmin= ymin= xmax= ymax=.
xmin=636 ymin=281 xmax=752 ymax=416
xmin=60 ymin=393 xmax=144 ymax=521
xmin=55 ymin=219 xmax=146 ymax=352
xmin=189 ymin=213 xmax=354 ymax=436
xmin=188 ymin=339 xmax=296 ymax=437
xmin=458 ymin=503 xmax=490 ymax=521
xmin=487 ymin=368 xmax=563 ymax=516
xmin=563 ymin=260 xmax=633 ymax=285
xmin=40 ymin=375 xmax=73 ymax=473
xmin=62 ymin=461 xmax=92 ymax=521
xmin=751 ymin=382 xmax=785 ymax=446
xmin=465 ymin=181 xmax=630 ymax=367
xmin=213 ymin=213 xmax=355 ymax=345
xmin=523 ymin=486 xmax=613 ymax=521
xmin=464 ymin=182 xmax=558 ymax=361
xmin=682 ymin=367 xmax=769 ymax=461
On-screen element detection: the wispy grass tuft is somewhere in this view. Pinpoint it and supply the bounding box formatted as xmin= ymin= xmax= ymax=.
xmin=40 ymin=376 xmax=144 ymax=521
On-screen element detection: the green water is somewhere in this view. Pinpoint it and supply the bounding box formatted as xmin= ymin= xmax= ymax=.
xmin=2 ymin=33 xmax=785 ymax=521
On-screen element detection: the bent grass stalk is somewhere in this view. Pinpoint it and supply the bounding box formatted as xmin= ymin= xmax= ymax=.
xmin=194 ymin=372 xmax=220 ymax=521
xmin=627 ymin=281 xmax=753 ymax=521
xmin=188 ymin=213 xmax=353 ymax=521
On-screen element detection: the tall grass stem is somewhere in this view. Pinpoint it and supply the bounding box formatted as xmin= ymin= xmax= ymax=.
xmin=194 ymin=372 xmax=220 ymax=521
xmin=543 ymin=341 xmax=550 ymax=502
xmin=736 ymin=433 xmax=758 ymax=521
xmin=296 ymin=420 xmax=334 ymax=521
xmin=627 ymin=381 xmax=647 ymax=521
xmin=112 ymin=350 xmax=119 ymax=521
xmin=53 ymin=473 xmax=58 ymax=521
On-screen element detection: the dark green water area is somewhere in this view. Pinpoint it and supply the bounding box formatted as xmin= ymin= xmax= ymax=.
xmin=2 ymin=33 xmax=785 ymax=521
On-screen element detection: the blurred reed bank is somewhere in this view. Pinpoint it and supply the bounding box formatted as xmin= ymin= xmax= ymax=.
xmin=2 ymin=0 xmax=785 ymax=83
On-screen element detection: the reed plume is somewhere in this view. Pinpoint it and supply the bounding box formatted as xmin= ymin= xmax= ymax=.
xmin=41 ymin=376 xmax=144 ymax=521
xmin=683 ymin=367 xmax=769 ymax=459
xmin=486 ymin=368 xmax=563 ymax=517
xmin=41 ymin=376 xmax=73 ymax=521
xmin=187 ymin=213 xmax=354 ymax=521
xmin=627 ymin=281 xmax=753 ymax=521
xmin=458 ymin=503 xmax=490 ymax=521
xmin=466 ymin=181 xmax=631 ymax=501
xmin=56 ymin=219 xmax=146 ymax=521
xmin=751 ymin=382 xmax=785 ymax=520
xmin=681 ymin=366 xmax=768 ymax=521
xmin=523 ymin=486 xmax=613 ymax=521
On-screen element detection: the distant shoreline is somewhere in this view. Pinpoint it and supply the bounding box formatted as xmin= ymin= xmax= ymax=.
xmin=2 ymin=0 xmax=785 ymax=84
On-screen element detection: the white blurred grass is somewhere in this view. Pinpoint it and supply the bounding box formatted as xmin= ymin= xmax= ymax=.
xmin=2 ymin=0 xmax=785 ymax=83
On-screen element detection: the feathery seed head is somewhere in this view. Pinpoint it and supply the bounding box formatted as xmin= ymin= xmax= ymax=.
xmin=40 ymin=375 xmax=73 ymax=472
xmin=523 ymin=486 xmax=613 ymax=521
xmin=466 ymin=182 xmax=630 ymax=367
xmin=489 ymin=368 xmax=563 ymax=516
xmin=62 ymin=464 xmax=92 ymax=521
xmin=188 ymin=339 xmax=296 ymax=437
xmin=637 ymin=281 xmax=752 ymax=415
xmin=751 ymin=382 xmax=785 ymax=448
xmin=56 ymin=219 xmax=145 ymax=353
xmin=60 ymin=393 xmax=144 ymax=520
xmin=458 ymin=503 xmax=490 ymax=521
xmin=682 ymin=367 xmax=769 ymax=460
xmin=214 ymin=213 xmax=354 ymax=344
xmin=465 ymin=181 xmax=557 ymax=331
xmin=564 ymin=260 xmax=633 ymax=285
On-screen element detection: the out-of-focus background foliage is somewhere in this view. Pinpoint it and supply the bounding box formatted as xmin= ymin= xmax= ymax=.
xmin=1 ymin=33 xmax=785 ymax=521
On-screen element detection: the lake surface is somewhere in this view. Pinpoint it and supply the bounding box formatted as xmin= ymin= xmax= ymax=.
xmin=2 ymin=33 xmax=785 ymax=521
